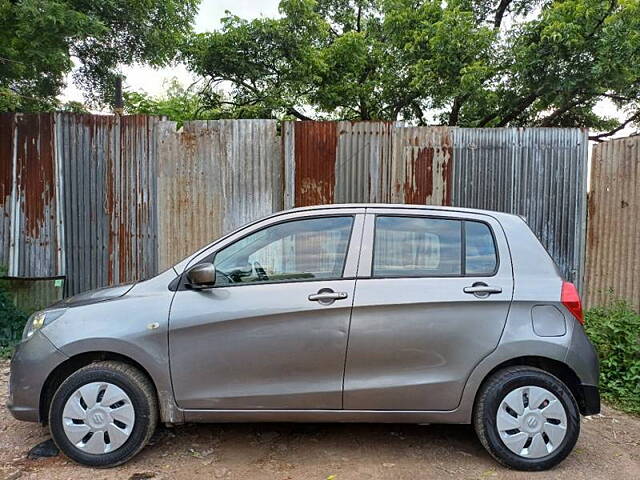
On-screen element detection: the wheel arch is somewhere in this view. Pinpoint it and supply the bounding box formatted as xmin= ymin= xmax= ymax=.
xmin=473 ymin=356 xmax=587 ymax=416
xmin=39 ymin=351 xmax=181 ymax=424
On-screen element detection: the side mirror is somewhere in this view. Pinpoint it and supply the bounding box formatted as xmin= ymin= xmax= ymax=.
xmin=186 ymin=263 xmax=217 ymax=289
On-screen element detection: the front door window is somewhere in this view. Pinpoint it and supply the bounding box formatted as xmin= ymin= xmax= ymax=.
xmin=213 ymin=216 xmax=354 ymax=285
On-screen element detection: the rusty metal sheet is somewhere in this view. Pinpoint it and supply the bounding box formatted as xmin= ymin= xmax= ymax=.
xmin=451 ymin=128 xmax=518 ymax=212
xmin=156 ymin=119 xmax=282 ymax=271
xmin=585 ymin=136 xmax=640 ymax=310
xmin=452 ymin=128 xmax=588 ymax=290
xmin=293 ymin=122 xmax=338 ymax=207
xmin=0 ymin=114 xmax=14 ymax=272
xmin=391 ymin=126 xmax=453 ymax=205
xmin=156 ymin=120 xmax=223 ymax=271
xmin=334 ymin=121 xmax=395 ymax=203
xmin=284 ymin=122 xmax=452 ymax=207
xmin=55 ymin=113 xmax=160 ymax=295
xmin=0 ymin=113 xmax=63 ymax=278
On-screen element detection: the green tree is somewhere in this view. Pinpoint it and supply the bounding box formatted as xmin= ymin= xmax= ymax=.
xmin=184 ymin=0 xmax=327 ymax=121
xmin=0 ymin=0 xmax=199 ymax=112
xmin=124 ymin=78 xmax=223 ymax=126
xmin=184 ymin=0 xmax=640 ymax=139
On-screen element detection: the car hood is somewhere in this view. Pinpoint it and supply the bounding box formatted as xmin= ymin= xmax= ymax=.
xmin=56 ymin=283 xmax=136 ymax=308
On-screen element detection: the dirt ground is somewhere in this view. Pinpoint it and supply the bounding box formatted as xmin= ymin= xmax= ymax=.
xmin=1 ymin=361 xmax=639 ymax=480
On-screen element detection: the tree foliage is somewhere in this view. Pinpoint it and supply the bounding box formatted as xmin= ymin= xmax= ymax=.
xmin=124 ymin=78 xmax=224 ymax=126
xmin=184 ymin=0 xmax=640 ymax=138
xmin=0 ymin=0 xmax=199 ymax=112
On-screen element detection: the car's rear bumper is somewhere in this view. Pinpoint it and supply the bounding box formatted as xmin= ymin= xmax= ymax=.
xmin=579 ymin=384 xmax=600 ymax=416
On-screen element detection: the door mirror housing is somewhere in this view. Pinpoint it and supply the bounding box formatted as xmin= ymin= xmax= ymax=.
xmin=186 ymin=263 xmax=217 ymax=289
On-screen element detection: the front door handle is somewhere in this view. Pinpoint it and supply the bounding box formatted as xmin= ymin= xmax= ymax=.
xmin=463 ymin=283 xmax=502 ymax=297
xmin=308 ymin=291 xmax=348 ymax=302
xmin=308 ymin=289 xmax=348 ymax=305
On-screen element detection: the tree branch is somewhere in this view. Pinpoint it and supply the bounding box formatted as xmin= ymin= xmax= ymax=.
xmin=584 ymin=0 xmax=617 ymax=42
xmin=478 ymin=89 xmax=542 ymax=127
xmin=494 ymin=0 xmax=514 ymax=29
xmin=601 ymin=92 xmax=633 ymax=102
xmin=589 ymin=112 xmax=640 ymax=142
xmin=286 ymin=107 xmax=314 ymax=121
xmin=538 ymin=96 xmax=584 ymax=127
xmin=448 ymin=95 xmax=467 ymax=126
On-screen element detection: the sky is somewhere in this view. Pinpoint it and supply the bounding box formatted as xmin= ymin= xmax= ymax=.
xmin=61 ymin=0 xmax=630 ymax=138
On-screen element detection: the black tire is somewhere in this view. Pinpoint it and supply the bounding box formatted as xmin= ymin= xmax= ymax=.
xmin=473 ymin=366 xmax=580 ymax=471
xmin=48 ymin=361 xmax=158 ymax=468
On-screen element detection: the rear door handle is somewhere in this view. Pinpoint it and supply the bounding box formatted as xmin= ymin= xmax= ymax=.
xmin=463 ymin=283 xmax=502 ymax=297
xmin=308 ymin=291 xmax=348 ymax=302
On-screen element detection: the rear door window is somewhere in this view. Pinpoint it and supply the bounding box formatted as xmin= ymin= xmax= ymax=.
xmin=373 ymin=216 xmax=462 ymax=276
xmin=465 ymin=221 xmax=498 ymax=275
xmin=372 ymin=216 xmax=497 ymax=277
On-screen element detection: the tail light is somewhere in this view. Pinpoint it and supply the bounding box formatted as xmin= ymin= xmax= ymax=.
xmin=561 ymin=281 xmax=584 ymax=324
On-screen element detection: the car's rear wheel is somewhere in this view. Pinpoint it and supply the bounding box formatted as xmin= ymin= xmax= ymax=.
xmin=48 ymin=361 xmax=157 ymax=467
xmin=473 ymin=366 xmax=580 ymax=471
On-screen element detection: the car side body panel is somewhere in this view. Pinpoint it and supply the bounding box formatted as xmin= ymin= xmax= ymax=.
xmin=343 ymin=208 xmax=514 ymax=411
xmin=168 ymin=210 xmax=365 ymax=409
xmin=169 ymin=279 xmax=357 ymax=409
xmin=40 ymin=268 xmax=182 ymax=423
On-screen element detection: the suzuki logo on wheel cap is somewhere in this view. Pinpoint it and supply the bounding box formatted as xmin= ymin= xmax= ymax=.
xmin=527 ymin=416 xmax=538 ymax=428
xmin=92 ymin=412 xmax=105 ymax=424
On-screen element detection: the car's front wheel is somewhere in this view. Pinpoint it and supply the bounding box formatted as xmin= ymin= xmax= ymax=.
xmin=48 ymin=361 xmax=158 ymax=467
xmin=473 ymin=366 xmax=580 ymax=471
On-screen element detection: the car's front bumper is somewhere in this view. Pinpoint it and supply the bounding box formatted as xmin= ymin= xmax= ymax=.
xmin=7 ymin=331 xmax=67 ymax=422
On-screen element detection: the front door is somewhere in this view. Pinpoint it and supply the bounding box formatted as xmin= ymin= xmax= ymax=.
xmin=169 ymin=212 xmax=364 ymax=410
xmin=344 ymin=208 xmax=513 ymax=411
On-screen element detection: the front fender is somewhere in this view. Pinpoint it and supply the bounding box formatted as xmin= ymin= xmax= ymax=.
xmin=41 ymin=273 xmax=180 ymax=423
xmin=56 ymin=338 xmax=182 ymax=423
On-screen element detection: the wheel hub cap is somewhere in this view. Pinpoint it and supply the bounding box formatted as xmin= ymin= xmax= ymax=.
xmin=62 ymin=382 xmax=135 ymax=454
xmin=496 ymin=385 xmax=568 ymax=459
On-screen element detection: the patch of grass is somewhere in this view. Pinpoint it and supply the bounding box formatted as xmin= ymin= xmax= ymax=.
xmin=585 ymin=299 xmax=640 ymax=415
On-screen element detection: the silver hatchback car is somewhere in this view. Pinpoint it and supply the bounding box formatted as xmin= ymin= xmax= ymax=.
xmin=8 ymin=204 xmax=599 ymax=470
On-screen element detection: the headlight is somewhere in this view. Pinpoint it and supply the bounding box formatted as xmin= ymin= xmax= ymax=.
xmin=22 ymin=309 xmax=67 ymax=340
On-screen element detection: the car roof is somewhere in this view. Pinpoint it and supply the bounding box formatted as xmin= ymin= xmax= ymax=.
xmin=280 ymin=203 xmax=518 ymax=219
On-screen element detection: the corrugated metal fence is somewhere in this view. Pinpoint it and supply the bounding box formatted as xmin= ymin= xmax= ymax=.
xmin=1 ymin=115 xmax=589 ymax=299
xmin=283 ymin=122 xmax=453 ymax=207
xmin=453 ymin=128 xmax=588 ymax=290
xmin=0 ymin=113 xmax=62 ymax=278
xmin=156 ymin=120 xmax=282 ymax=271
xmin=0 ymin=113 xmax=282 ymax=296
xmin=285 ymin=122 xmax=588 ymax=288
xmin=56 ymin=114 xmax=161 ymax=295
xmin=0 ymin=113 xmax=164 ymax=295
xmin=585 ymin=136 xmax=640 ymax=310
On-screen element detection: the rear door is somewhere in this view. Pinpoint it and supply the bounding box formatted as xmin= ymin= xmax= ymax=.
xmin=343 ymin=208 xmax=513 ymax=410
